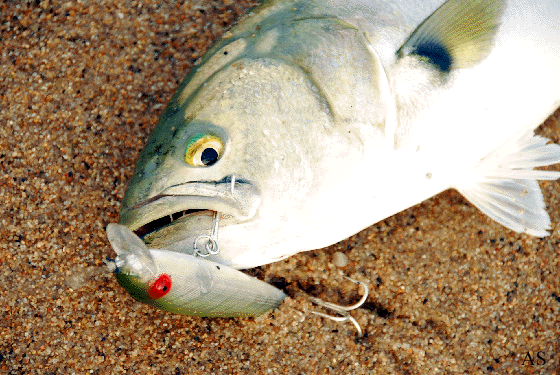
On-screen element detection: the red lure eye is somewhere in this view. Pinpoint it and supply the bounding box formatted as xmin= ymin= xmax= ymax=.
xmin=148 ymin=274 xmax=172 ymax=299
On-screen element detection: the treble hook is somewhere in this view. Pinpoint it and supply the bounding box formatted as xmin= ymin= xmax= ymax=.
xmin=309 ymin=277 xmax=369 ymax=337
xmin=193 ymin=211 xmax=220 ymax=257
xmin=192 ymin=175 xmax=235 ymax=257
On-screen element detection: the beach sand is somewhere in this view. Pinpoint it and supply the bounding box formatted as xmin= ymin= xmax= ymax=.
xmin=1 ymin=1 xmax=560 ymax=373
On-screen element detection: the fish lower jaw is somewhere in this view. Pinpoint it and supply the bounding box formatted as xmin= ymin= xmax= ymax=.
xmin=126 ymin=202 xmax=248 ymax=250
xmin=132 ymin=208 xmax=213 ymax=238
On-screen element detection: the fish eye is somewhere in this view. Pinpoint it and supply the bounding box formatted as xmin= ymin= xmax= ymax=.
xmin=184 ymin=133 xmax=224 ymax=167
xmin=148 ymin=273 xmax=172 ymax=299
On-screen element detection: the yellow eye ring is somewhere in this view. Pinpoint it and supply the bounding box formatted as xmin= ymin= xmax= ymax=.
xmin=184 ymin=134 xmax=224 ymax=167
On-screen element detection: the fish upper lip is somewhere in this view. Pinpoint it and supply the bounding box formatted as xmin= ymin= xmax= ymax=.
xmin=118 ymin=176 xmax=261 ymax=233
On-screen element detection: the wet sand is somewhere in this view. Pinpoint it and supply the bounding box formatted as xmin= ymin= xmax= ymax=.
xmin=2 ymin=1 xmax=560 ymax=373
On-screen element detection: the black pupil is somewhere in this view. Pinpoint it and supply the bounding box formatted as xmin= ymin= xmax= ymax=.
xmin=201 ymin=148 xmax=219 ymax=166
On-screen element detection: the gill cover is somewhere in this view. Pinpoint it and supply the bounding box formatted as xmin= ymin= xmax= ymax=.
xmin=107 ymin=224 xmax=285 ymax=317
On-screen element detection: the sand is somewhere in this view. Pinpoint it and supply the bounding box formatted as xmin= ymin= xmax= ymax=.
xmin=1 ymin=1 xmax=560 ymax=374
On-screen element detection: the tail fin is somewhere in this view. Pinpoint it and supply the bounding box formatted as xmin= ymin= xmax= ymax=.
xmin=456 ymin=130 xmax=560 ymax=237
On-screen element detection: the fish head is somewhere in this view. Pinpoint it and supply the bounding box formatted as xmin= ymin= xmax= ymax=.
xmin=118 ymin=60 xmax=336 ymax=267
xmin=118 ymin=12 xmax=394 ymax=268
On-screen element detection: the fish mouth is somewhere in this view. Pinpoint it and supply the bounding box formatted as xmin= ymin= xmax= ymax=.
xmin=132 ymin=208 xmax=211 ymax=238
xmin=118 ymin=176 xmax=261 ymax=243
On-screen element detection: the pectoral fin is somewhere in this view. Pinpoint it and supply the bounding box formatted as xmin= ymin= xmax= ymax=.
xmin=397 ymin=0 xmax=506 ymax=71
xmin=455 ymin=131 xmax=560 ymax=237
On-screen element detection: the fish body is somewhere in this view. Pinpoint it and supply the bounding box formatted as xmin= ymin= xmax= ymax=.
xmin=108 ymin=0 xmax=560 ymax=316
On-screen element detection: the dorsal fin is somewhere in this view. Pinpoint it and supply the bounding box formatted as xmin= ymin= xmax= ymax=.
xmin=397 ymin=0 xmax=506 ymax=72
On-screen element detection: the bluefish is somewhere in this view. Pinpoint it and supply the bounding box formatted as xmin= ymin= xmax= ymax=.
xmin=106 ymin=0 xmax=560 ymax=317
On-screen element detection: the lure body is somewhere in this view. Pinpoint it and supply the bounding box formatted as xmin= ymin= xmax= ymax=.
xmin=108 ymin=0 xmax=560 ymax=316
xmin=108 ymin=224 xmax=285 ymax=317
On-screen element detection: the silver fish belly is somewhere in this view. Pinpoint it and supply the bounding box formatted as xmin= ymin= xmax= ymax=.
xmin=106 ymin=0 xmax=560 ymax=317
